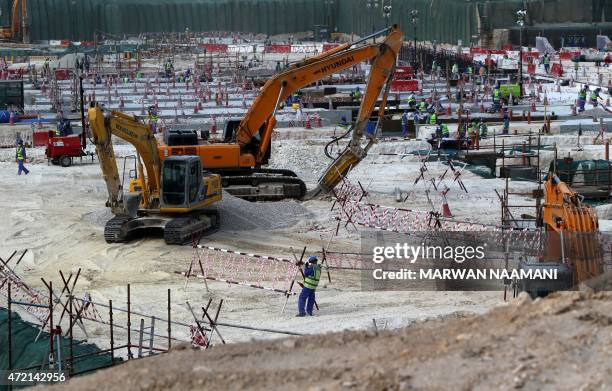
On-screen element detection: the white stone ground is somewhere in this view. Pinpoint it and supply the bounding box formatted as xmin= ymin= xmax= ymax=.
xmin=1 ymin=117 xmax=610 ymax=355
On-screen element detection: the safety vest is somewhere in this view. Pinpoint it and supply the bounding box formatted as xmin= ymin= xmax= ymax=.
xmin=467 ymin=67 xmax=473 ymax=75
xmin=493 ymin=89 xmax=501 ymax=100
xmin=579 ymin=90 xmax=587 ymax=100
xmin=591 ymin=91 xmax=598 ymax=100
xmin=16 ymin=146 xmax=24 ymax=160
xmin=429 ymin=113 xmax=437 ymax=125
xmin=543 ymin=56 xmax=550 ymax=65
xmin=406 ymin=96 xmax=415 ymax=105
xmin=470 ymin=123 xmax=478 ymax=134
xmin=452 ymin=64 xmax=458 ymax=74
xmin=303 ymin=265 xmax=321 ymax=289
xmin=441 ymin=124 xmax=449 ymax=137
xmin=419 ymin=102 xmax=427 ymax=112
xmin=354 ymin=90 xmax=362 ymax=100
xmin=149 ymin=113 xmax=158 ymax=122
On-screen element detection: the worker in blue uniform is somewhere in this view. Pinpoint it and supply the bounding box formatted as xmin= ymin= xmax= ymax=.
xmin=296 ymin=256 xmax=321 ymax=317
xmin=16 ymin=140 xmax=29 ymax=175
xmin=401 ymin=110 xmax=409 ymax=137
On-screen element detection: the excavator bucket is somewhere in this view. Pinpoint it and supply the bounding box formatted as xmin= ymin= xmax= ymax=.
xmin=308 ymin=146 xmax=363 ymax=197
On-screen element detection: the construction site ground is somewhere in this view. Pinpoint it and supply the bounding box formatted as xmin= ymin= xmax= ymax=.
xmin=45 ymin=290 xmax=612 ymax=390
xmin=1 ymin=120 xmax=611 ymax=353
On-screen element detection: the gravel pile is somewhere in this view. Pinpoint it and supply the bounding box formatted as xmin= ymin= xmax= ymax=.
xmin=217 ymin=191 xmax=312 ymax=231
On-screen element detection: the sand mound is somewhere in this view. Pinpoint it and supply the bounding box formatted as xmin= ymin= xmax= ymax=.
xmin=47 ymin=291 xmax=612 ymax=391
xmin=217 ymin=192 xmax=312 ymax=231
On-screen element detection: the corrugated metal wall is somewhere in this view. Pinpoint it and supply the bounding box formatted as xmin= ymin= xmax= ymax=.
xmin=20 ymin=0 xmax=608 ymax=44
xmin=24 ymin=0 xmax=473 ymax=43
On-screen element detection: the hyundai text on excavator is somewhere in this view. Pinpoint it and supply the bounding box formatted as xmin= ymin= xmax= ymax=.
xmin=158 ymin=25 xmax=403 ymax=200
xmin=519 ymin=173 xmax=604 ymax=297
xmin=89 ymin=106 xmax=222 ymax=244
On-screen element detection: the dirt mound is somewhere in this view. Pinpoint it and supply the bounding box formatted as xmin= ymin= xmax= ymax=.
xmin=48 ymin=291 xmax=612 ymax=390
xmin=217 ymin=192 xmax=313 ymax=231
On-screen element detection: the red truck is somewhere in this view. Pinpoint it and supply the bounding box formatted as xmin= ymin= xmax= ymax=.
xmin=45 ymin=131 xmax=94 ymax=167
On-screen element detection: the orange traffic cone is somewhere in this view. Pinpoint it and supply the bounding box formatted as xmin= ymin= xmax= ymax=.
xmin=441 ymin=197 xmax=453 ymax=218
xmin=210 ymin=115 xmax=217 ymax=134
xmin=315 ymin=114 xmax=322 ymax=127
xmin=446 ymin=105 xmax=451 ymax=115
xmin=194 ymin=100 xmax=199 ymax=114
xmin=304 ymin=114 xmax=312 ymax=129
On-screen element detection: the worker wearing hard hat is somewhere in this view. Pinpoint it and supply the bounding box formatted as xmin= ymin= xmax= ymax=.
xmin=16 ymin=139 xmax=29 ymax=175
xmin=296 ymin=256 xmax=321 ymax=317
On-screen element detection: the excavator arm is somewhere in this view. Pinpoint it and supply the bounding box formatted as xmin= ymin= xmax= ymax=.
xmin=541 ymin=174 xmax=602 ymax=285
xmin=234 ymin=26 xmax=403 ymax=167
xmin=89 ymin=105 xmax=161 ymax=214
xmin=314 ymin=27 xmax=402 ymax=194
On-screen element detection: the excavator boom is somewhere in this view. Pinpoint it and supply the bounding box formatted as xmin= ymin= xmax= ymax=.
xmin=234 ymin=25 xmax=403 ymax=168
xmin=89 ymin=106 xmax=161 ymax=213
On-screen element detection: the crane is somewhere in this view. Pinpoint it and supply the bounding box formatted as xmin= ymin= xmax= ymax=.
xmin=88 ymin=106 xmax=222 ymax=244
xmin=157 ymin=25 xmax=404 ymax=200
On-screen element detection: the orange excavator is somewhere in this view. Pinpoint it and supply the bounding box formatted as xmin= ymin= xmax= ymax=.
xmin=0 ymin=0 xmax=28 ymax=42
xmin=157 ymin=25 xmax=403 ymax=200
xmin=519 ymin=174 xmax=604 ymax=297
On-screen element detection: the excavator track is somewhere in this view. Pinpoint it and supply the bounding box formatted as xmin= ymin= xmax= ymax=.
xmin=104 ymin=216 xmax=132 ymax=243
xmin=213 ymin=168 xmax=305 ymax=201
xmin=223 ymin=174 xmax=307 ymax=201
xmin=163 ymin=210 xmax=220 ymax=245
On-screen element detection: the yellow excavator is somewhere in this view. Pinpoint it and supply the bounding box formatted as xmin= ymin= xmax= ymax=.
xmin=157 ymin=25 xmax=403 ymax=200
xmin=519 ymin=174 xmax=603 ymax=297
xmin=89 ymin=107 xmax=222 ymax=244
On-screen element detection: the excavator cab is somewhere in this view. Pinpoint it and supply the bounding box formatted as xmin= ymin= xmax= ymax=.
xmin=160 ymin=156 xmax=221 ymax=210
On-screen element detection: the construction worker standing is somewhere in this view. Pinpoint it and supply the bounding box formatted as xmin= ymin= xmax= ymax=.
xmin=406 ymin=94 xmax=416 ymax=109
xmin=429 ymin=111 xmax=437 ymax=125
xmin=418 ymin=99 xmax=428 ymax=114
xmin=148 ymin=106 xmax=159 ymax=134
xmin=591 ymin=88 xmax=601 ymax=107
xmin=441 ymin=122 xmax=450 ymax=138
xmin=352 ymin=86 xmax=362 ymax=102
xmin=578 ymin=86 xmax=587 ymax=112
xmin=478 ymin=119 xmax=488 ymax=138
xmin=16 ymin=140 xmax=29 ymax=175
xmin=451 ymin=63 xmax=459 ymax=79
xmin=401 ymin=110 xmax=409 ymax=137
xmin=543 ymin=54 xmax=551 ymax=74
xmin=492 ymin=86 xmax=502 ymax=111
xmin=502 ymin=109 xmax=510 ymax=134
xmin=296 ymin=256 xmax=321 ymax=317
